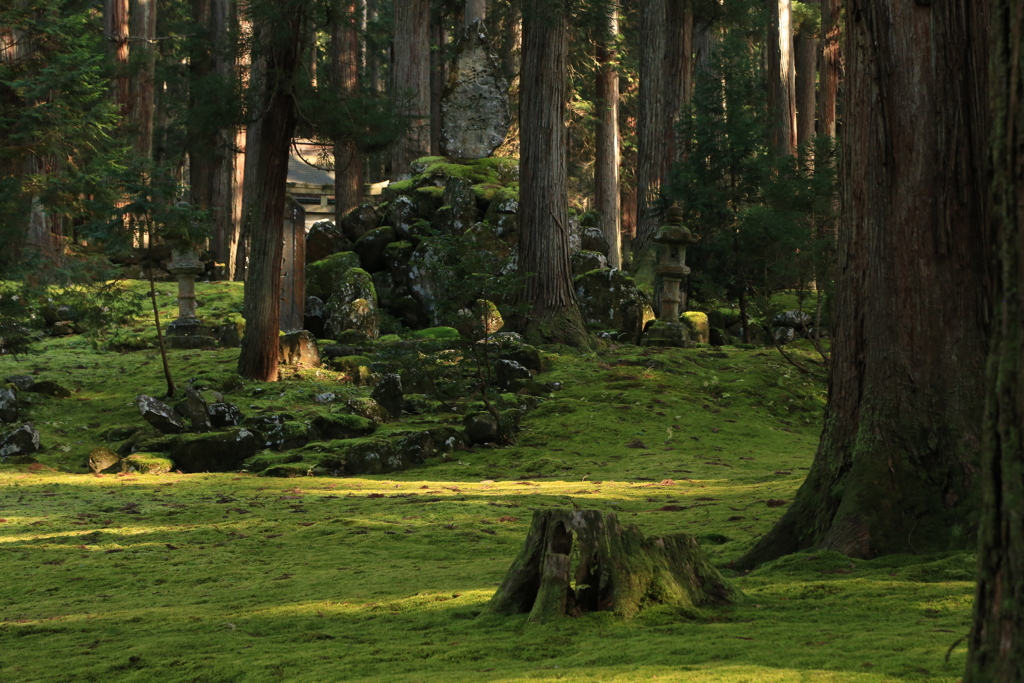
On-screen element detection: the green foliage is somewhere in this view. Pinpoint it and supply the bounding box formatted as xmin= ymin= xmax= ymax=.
xmin=669 ymin=29 xmax=837 ymax=332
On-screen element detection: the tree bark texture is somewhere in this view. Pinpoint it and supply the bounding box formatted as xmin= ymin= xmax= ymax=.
xmin=594 ymin=4 xmax=621 ymax=270
xmin=794 ymin=2 xmax=817 ymax=150
xmin=189 ymin=0 xmax=237 ymax=277
xmin=237 ymin=2 xmax=308 ymax=381
xmin=429 ymin=10 xmax=446 ymax=156
xmin=817 ymin=0 xmax=840 ymax=138
xmin=736 ymin=0 xmax=991 ymax=568
xmin=128 ymin=0 xmax=157 ymax=159
xmin=768 ymin=0 xmax=797 ymax=156
xmin=515 ymin=0 xmax=589 ymax=347
xmin=633 ymin=0 xmax=693 ymax=263
xmin=484 ymin=509 xmax=737 ymax=622
xmin=964 ymin=1 xmax=1024 ymax=678
xmin=390 ymin=0 xmax=431 ymax=177
xmin=330 ymin=0 xmax=365 ymax=219
xmin=104 ymin=0 xmax=131 ymax=116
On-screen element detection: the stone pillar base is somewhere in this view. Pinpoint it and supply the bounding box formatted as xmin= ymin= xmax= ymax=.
xmin=642 ymin=320 xmax=694 ymax=348
xmin=165 ymin=318 xmax=218 ymax=350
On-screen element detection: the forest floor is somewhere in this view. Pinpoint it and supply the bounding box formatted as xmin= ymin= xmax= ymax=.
xmin=0 ymin=284 xmax=974 ymax=682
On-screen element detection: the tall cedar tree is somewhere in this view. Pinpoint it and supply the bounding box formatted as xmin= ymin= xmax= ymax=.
xmin=767 ymin=0 xmax=796 ymax=156
xmin=391 ymin=0 xmax=430 ymax=177
xmin=735 ymin=0 xmax=991 ymax=568
xmin=330 ymin=0 xmax=364 ymax=218
xmin=515 ymin=0 xmax=590 ymax=347
xmin=965 ymin=0 xmax=1024 ymax=677
xmin=632 ymin=0 xmax=692 ymax=262
xmin=188 ymin=0 xmax=238 ymax=277
xmin=793 ymin=0 xmax=816 ymax=149
xmin=594 ymin=2 xmax=621 ymax=269
xmin=817 ymin=0 xmax=840 ymax=138
xmin=237 ymin=0 xmax=309 ymax=381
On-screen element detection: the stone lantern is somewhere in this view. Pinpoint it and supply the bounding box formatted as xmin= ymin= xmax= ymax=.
xmin=643 ymin=202 xmax=698 ymax=347
xmin=165 ymin=203 xmax=216 ymax=348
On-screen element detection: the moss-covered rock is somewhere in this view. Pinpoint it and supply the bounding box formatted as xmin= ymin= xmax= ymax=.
xmin=169 ymin=427 xmax=260 ymax=473
xmin=119 ymin=453 xmax=174 ymax=474
xmin=309 ymin=413 xmax=376 ymax=441
xmin=306 ymin=252 xmax=361 ymax=301
xmin=354 ymin=227 xmax=396 ymax=273
xmin=305 ymin=220 xmax=352 ymax=264
xmin=681 ymin=311 xmax=710 ymax=344
xmin=575 ymin=268 xmax=655 ymax=345
xmin=340 ymin=203 xmax=379 ymax=241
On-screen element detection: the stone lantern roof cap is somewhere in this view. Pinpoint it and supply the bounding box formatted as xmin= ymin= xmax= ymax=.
xmin=653 ymin=202 xmax=694 ymax=244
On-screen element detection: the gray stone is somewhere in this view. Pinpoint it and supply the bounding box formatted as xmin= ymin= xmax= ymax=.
xmin=27 ymin=380 xmax=71 ymax=398
xmin=354 ymin=226 xmax=397 ymax=273
xmin=50 ymin=321 xmax=75 ymax=336
xmin=0 ymin=424 xmax=41 ymax=461
xmin=440 ymin=23 xmax=511 ymax=159
xmin=463 ymin=412 xmax=500 ymax=445
xmin=494 ymin=359 xmax=532 ymax=391
xmin=455 ymin=300 xmax=503 ymax=339
xmin=442 ymin=177 xmax=478 ymax=232
xmin=176 ymin=387 xmax=211 ymax=432
xmin=137 ymin=395 xmax=186 ymax=434
xmin=208 ymin=402 xmax=243 ymax=428
xmin=575 ymin=269 xmax=655 ymax=344
xmin=385 ymin=195 xmax=417 ymax=239
xmin=772 ymin=310 xmax=813 ymax=329
xmin=772 ymin=326 xmax=796 ymax=344
xmin=326 ymin=297 xmax=379 ymax=340
xmin=580 ymin=227 xmax=610 ymax=256
xmin=0 ymin=387 xmax=17 ymax=423
xmin=4 ymin=376 xmax=34 ymax=391
xmin=571 ymin=250 xmax=609 ymax=277
xmin=164 ymin=318 xmax=217 ymax=350
xmin=170 ymin=428 xmax=260 ymax=473
xmin=341 ymin=203 xmax=379 ymax=242
xmin=306 ymin=220 xmax=352 ymax=264
xmin=88 ymin=447 xmax=120 ymax=474
xmin=309 ymin=413 xmax=377 ymax=440
xmin=215 ymin=322 xmax=243 ymax=348
xmin=346 ymin=397 xmax=392 ymax=424
xmin=305 ymin=251 xmax=362 ymax=301
xmin=280 ymin=330 xmax=321 ymax=367
xmin=385 ymin=241 xmax=416 ymax=287
xmin=371 ymin=374 xmax=403 ymax=420
xmin=339 ymin=439 xmax=409 ymax=475
xmin=304 ymin=296 xmax=327 ymax=338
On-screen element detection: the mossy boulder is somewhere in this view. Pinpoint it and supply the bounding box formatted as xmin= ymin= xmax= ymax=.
xmin=306 ymin=252 xmax=361 ymax=301
xmin=309 ymin=413 xmax=376 ymax=441
xmin=261 ymin=463 xmax=310 ymax=478
xmin=571 ymin=250 xmax=608 ymax=277
xmin=354 ymin=227 xmax=396 ymax=273
xmin=412 ymin=186 xmax=445 ymax=218
xmin=326 ymin=298 xmax=378 ymax=340
xmin=482 ymin=185 xmax=519 ymax=223
xmin=119 ymin=453 xmax=174 ymax=474
xmin=169 ymin=428 xmax=260 ymax=473
xmin=681 ymin=312 xmax=710 ymax=344
xmin=305 ymin=220 xmax=352 ymax=264
xmin=340 ymin=438 xmax=410 ymax=475
xmin=88 ymin=447 xmax=120 ymax=474
xmin=340 ymin=203 xmax=379 ymax=241
xmin=384 ymin=240 xmax=416 ymax=286
xmin=384 ymin=195 xmax=418 ymax=237
xmin=575 ymin=269 xmax=655 ymax=345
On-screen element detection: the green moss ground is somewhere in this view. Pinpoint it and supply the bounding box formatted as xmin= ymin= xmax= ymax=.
xmin=0 ymin=284 xmax=973 ymax=682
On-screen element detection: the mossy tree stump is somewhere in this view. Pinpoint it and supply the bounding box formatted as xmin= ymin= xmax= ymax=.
xmin=484 ymin=509 xmax=736 ymax=622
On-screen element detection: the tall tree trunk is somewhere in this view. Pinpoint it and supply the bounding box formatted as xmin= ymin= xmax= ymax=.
xmin=429 ymin=9 xmax=446 ymax=156
xmin=390 ymin=0 xmax=431 ymax=177
xmin=128 ymin=0 xmax=157 ymax=159
xmin=965 ymin=0 xmax=1024 ymax=678
xmin=632 ymin=0 xmax=692 ymax=264
xmin=594 ymin=3 xmax=621 ymax=269
xmin=817 ymin=0 xmax=840 ymax=138
xmin=793 ymin=2 xmax=817 ymax=150
xmin=330 ymin=0 xmax=365 ymax=220
xmin=736 ymin=0 xmax=991 ymax=569
xmin=237 ymin=1 xmax=308 ymax=381
xmin=767 ymin=0 xmax=796 ymax=156
xmin=497 ymin=0 xmax=521 ymax=81
xmin=190 ymin=0 xmax=237 ymax=278
xmin=515 ymin=0 xmax=589 ymax=347
xmin=104 ymin=0 xmax=131 ymax=116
